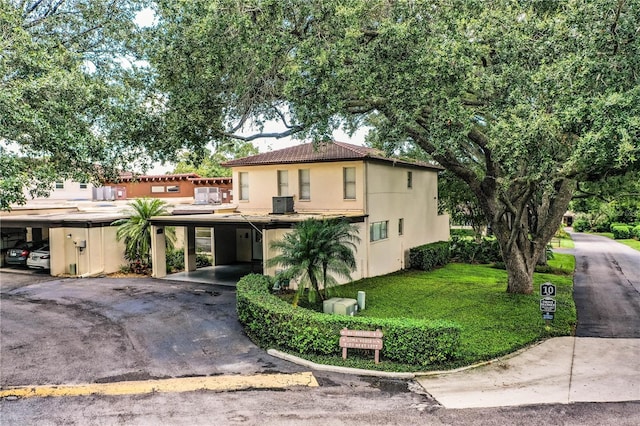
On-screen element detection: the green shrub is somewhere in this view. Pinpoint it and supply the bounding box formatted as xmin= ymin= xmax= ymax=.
xmin=612 ymin=225 xmax=631 ymax=240
xmin=632 ymin=225 xmax=640 ymax=240
xmin=236 ymin=274 xmax=461 ymax=367
xmin=555 ymin=226 xmax=570 ymax=239
xmin=450 ymin=228 xmax=475 ymax=238
xmin=572 ymin=217 xmax=590 ymax=232
xmin=166 ymin=248 xmax=213 ymax=273
xmin=409 ymin=241 xmax=450 ymax=271
xmin=609 ymin=222 xmax=628 ymax=232
xmin=449 ymin=236 xmax=502 ymax=264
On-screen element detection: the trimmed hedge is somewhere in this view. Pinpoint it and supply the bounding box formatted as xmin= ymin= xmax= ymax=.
xmin=236 ymin=274 xmax=461 ymax=367
xmin=409 ymin=241 xmax=450 ymax=271
xmin=449 ymin=236 xmax=503 ymax=264
xmin=633 ymin=225 xmax=640 ymax=239
xmin=612 ymin=225 xmax=631 ymax=239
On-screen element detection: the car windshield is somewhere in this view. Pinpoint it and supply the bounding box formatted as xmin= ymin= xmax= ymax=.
xmin=35 ymin=245 xmax=49 ymax=252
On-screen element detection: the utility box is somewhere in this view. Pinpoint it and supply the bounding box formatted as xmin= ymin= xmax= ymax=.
xmin=323 ymin=297 xmax=343 ymax=314
xmin=194 ymin=187 xmax=221 ymax=204
xmin=323 ymin=297 xmax=358 ymax=316
xmin=272 ymin=196 xmax=294 ymax=214
xmin=334 ymin=299 xmax=358 ymax=316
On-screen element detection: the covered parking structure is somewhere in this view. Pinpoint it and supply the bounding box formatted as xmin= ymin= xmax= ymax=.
xmin=148 ymin=212 xmax=367 ymax=281
xmin=0 ymin=211 xmax=128 ymax=276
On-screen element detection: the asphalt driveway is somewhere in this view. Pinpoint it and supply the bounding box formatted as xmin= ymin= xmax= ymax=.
xmin=0 ymin=274 xmax=304 ymax=387
xmin=570 ymin=232 xmax=640 ymax=337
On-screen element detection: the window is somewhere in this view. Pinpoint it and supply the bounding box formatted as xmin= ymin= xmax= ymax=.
xmin=151 ymin=185 xmax=165 ymax=193
xmin=55 ymin=182 xmax=64 ymax=189
xmin=370 ymin=221 xmax=388 ymax=242
xmin=299 ymin=169 xmax=310 ymax=200
xmin=398 ymin=218 xmax=404 ymax=236
xmin=277 ymin=170 xmax=289 ymax=196
xmin=343 ymin=167 xmax=356 ymax=200
xmin=239 ymin=172 xmax=249 ymax=200
xmin=407 ymin=171 xmax=413 ymax=189
xmin=166 ymin=185 xmax=180 ymax=193
xmin=79 ymin=183 xmax=88 ymax=189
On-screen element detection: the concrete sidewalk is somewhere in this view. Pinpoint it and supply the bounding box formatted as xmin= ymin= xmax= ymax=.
xmin=416 ymin=337 xmax=640 ymax=408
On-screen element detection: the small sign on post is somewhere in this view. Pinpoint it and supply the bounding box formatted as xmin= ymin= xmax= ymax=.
xmin=339 ymin=328 xmax=383 ymax=364
xmin=540 ymin=297 xmax=557 ymax=312
xmin=540 ymin=282 xmax=557 ymax=321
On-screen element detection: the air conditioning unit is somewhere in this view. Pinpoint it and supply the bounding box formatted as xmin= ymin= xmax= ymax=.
xmin=323 ymin=298 xmax=358 ymax=316
xmin=194 ymin=187 xmax=221 ymax=204
xmin=272 ymin=196 xmax=294 ymax=214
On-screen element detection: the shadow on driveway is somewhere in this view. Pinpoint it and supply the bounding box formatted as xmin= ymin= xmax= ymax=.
xmin=0 ymin=274 xmax=304 ymax=387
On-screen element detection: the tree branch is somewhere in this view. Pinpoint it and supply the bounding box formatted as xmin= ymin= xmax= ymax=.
xmin=223 ymin=126 xmax=304 ymax=142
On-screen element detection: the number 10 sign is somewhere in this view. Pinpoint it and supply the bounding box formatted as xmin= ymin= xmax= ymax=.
xmin=540 ymin=282 xmax=556 ymax=297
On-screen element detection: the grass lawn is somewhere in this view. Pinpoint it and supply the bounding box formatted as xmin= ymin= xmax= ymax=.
xmin=593 ymin=233 xmax=640 ymax=252
xmin=328 ymin=253 xmax=576 ymax=368
xmin=550 ymin=236 xmax=575 ymax=249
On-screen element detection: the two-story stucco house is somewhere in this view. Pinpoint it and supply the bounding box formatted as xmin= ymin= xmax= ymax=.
xmin=148 ymin=141 xmax=449 ymax=282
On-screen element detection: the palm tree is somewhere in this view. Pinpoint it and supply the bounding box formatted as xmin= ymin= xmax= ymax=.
xmin=112 ymin=198 xmax=176 ymax=270
xmin=316 ymin=219 xmax=360 ymax=296
xmin=268 ymin=218 xmax=360 ymax=304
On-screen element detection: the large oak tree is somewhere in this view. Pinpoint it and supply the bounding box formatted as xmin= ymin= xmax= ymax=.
xmin=1 ymin=0 xmax=159 ymax=209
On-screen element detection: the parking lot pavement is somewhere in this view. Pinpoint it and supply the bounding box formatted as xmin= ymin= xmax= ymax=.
xmin=0 ymin=274 xmax=306 ymax=388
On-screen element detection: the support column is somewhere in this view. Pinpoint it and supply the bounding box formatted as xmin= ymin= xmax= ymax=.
xmin=151 ymin=225 xmax=167 ymax=278
xmin=185 ymin=226 xmax=197 ymax=272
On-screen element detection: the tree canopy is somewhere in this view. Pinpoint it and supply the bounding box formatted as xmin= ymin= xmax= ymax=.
xmin=0 ymin=0 xmax=158 ymax=210
xmin=171 ymin=140 xmax=258 ymax=177
xmin=148 ymin=0 xmax=639 ymax=294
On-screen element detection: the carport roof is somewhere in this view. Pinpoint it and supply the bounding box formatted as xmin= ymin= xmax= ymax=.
xmin=0 ymin=211 xmax=128 ymax=228
xmin=149 ymin=211 xmax=366 ymax=228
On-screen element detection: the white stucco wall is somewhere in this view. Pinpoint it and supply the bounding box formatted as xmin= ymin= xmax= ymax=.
xmin=232 ymin=159 xmax=449 ymax=283
xmin=231 ymin=162 xmax=366 ymax=214
xmin=364 ymin=162 xmax=449 ymax=278
xmin=27 ymin=180 xmax=95 ymax=201
xmin=50 ymin=226 xmax=126 ymax=276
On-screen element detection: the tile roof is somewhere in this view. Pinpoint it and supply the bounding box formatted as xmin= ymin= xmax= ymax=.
xmin=222 ymin=141 xmax=442 ymax=170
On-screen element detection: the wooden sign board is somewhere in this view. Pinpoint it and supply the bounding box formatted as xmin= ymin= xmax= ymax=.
xmin=339 ymin=328 xmax=383 ymax=364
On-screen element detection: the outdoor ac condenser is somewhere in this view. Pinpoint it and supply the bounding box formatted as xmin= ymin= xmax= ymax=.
xmin=272 ymin=196 xmax=294 ymax=214
xmin=194 ymin=187 xmax=221 ymax=204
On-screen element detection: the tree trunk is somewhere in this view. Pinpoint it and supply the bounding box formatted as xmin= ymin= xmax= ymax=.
xmin=485 ymin=179 xmax=576 ymax=294
xmin=502 ymin=240 xmax=535 ymax=294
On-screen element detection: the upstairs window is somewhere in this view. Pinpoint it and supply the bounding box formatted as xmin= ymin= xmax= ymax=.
xmin=55 ymin=182 xmax=64 ymax=189
xmin=299 ymin=169 xmax=310 ymax=200
xmin=343 ymin=167 xmax=356 ymax=200
xmin=79 ymin=183 xmax=88 ymax=189
xmin=407 ymin=171 xmax=413 ymax=189
xmin=399 ymin=218 xmax=404 ymax=236
xmin=277 ymin=170 xmax=289 ymax=196
xmin=239 ymin=172 xmax=249 ymax=200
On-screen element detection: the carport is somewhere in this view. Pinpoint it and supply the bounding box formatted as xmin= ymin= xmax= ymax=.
xmin=148 ymin=212 xmax=366 ymax=281
xmin=0 ymin=211 xmax=128 ymax=276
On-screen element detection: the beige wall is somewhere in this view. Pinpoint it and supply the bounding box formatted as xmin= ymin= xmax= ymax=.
xmin=364 ymin=162 xmax=449 ymax=277
xmin=231 ymin=161 xmax=366 ymax=214
xmin=245 ymin=160 xmax=449 ymax=282
xmin=50 ymin=226 xmax=126 ymax=277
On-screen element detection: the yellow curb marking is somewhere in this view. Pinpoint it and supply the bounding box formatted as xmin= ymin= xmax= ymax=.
xmin=0 ymin=372 xmax=318 ymax=399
